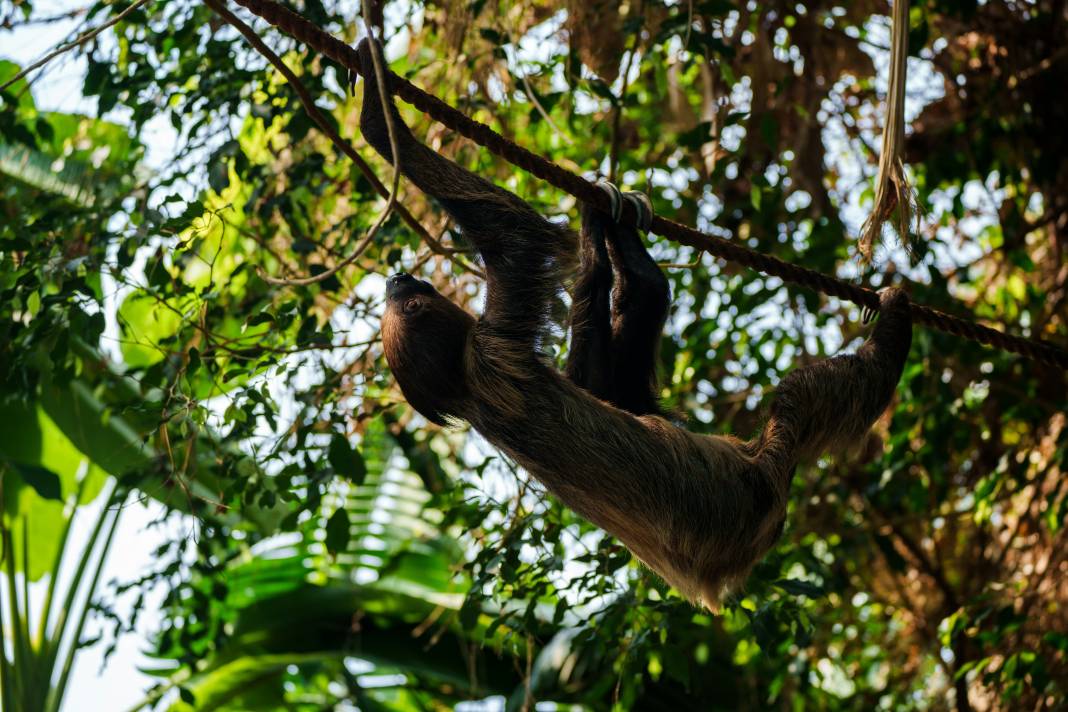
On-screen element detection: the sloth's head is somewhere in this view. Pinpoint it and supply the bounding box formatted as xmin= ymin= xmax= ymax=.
xmin=381 ymin=273 xmax=475 ymax=425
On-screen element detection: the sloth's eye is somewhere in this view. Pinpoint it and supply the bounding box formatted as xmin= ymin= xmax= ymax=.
xmin=402 ymin=298 xmax=421 ymax=314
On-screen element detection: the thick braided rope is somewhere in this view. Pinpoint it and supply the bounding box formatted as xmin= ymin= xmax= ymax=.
xmin=227 ymin=0 xmax=1068 ymax=370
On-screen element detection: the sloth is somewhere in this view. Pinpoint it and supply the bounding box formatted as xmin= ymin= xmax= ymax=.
xmin=356 ymin=40 xmax=912 ymax=609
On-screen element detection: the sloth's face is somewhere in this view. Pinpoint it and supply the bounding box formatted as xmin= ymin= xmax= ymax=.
xmin=381 ymin=273 xmax=475 ymax=424
xmin=383 ymin=272 xmax=436 ymax=316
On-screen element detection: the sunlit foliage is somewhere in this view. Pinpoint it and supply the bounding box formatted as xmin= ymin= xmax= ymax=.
xmin=1 ymin=0 xmax=1066 ymax=709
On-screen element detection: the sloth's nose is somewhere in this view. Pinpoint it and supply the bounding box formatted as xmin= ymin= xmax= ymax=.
xmin=386 ymin=272 xmax=414 ymax=296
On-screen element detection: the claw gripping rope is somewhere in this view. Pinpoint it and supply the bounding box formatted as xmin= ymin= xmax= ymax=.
xmin=226 ymin=0 xmax=1068 ymax=370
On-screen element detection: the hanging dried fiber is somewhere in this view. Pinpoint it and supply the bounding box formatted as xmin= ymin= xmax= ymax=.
xmin=859 ymin=0 xmax=918 ymax=260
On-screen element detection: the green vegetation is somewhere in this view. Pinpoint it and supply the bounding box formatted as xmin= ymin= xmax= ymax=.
xmin=1 ymin=0 xmax=1066 ymax=709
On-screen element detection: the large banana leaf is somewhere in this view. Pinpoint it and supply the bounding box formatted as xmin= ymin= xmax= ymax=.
xmin=148 ymin=422 xmax=527 ymax=710
xmin=0 ymin=57 xmax=275 ymax=708
xmin=0 ymin=142 xmax=96 ymax=207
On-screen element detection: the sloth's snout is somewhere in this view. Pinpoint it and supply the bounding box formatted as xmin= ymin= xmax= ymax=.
xmin=386 ymin=272 xmax=415 ymax=297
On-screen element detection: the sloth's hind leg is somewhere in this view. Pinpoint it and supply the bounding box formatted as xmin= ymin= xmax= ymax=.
xmin=756 ymin=287 xmax=913 ymax=471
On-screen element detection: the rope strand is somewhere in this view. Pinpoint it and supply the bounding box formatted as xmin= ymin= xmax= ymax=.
xmin=225 ymin=0 xmax=1068 ymax=370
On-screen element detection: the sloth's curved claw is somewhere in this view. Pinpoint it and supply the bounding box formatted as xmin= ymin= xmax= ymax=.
xmin=862 ymin=287 xmax=910 ymax=324
xmin=595 ymin=180 xmax=624 ymax=223
xmin=623 ymin=191 xmax=654 ymax=232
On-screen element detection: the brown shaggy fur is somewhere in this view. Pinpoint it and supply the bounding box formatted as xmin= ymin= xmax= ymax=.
xmin=360 ymin=40 xmax=912 ymax=609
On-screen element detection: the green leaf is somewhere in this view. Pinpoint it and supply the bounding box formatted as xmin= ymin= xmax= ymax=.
xmin=117 ymin=291 xmax=183 ymax=367
xmin=187 ymin=347 xmax=201 ymax=376
xmin=324 ymin=508 xmax=350 ymax=554
xmin=178 ymin=687 xmax=196 ymax=705
xmin=207 ymin=139 xmax=240 ymax=193
xmin=4 ymin=460 xmax=62 ymax=500
xmin=328 ymin=434 xmax=366 ymax=484
xmin=587 ymin=78 xmax=617 ymax=102
xmin=459 ymin=595 xmax=482 ymax=631
xmin=775 ymin=578 xmax=823 ymax=598
xmin=0 ymin=400 xmax=109 ymax=580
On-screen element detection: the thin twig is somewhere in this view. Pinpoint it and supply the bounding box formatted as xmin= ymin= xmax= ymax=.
xmin=213 ymin=0 xmax=1068 ymax=368
xmin=251 ymin=0 xmax=403 ymax=286
xmin=206 ymin=0 xmax=424 ymax=239
xmin=658 ymin=252 xmax=704 ymax=269
xmin=1010 ymin=44 xmax=1068 ymax=86
xmin=0 ymin=6 xmax=89 ymax=30
xmin=503 ymin=38 xmax=574 ymax=147
xmin=203 ymin=0 xmax=390 ymax=286
xmin=683 ymin=0 xmax=694 ymax=50
xmin=0 ymin=0 xmax=150 ymax=93
xmin=608 ymin=4 xmax=644 ymax=183
xmin=209 ymin=0 xmax=483 ymax=280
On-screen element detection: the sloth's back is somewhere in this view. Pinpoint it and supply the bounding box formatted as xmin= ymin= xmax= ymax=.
xmin=465 ymin=361 xmax=789 ymax=607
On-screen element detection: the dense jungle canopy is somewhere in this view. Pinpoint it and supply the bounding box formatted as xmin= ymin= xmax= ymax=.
xmin=1 ymin=0 xmax=1067 ymax=709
